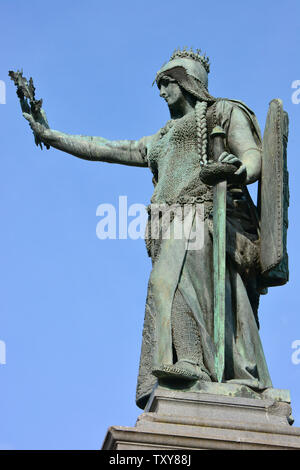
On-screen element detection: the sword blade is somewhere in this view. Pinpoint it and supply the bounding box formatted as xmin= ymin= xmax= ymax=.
xmin=213 ymin=180 xmax=227 ymax=382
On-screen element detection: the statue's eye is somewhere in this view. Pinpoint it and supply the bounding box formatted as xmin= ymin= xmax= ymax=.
xmin=160 ymin=79 xmax=170 ymax=88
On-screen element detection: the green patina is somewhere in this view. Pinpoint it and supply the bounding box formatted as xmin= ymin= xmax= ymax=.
xmin=10 ymin=47 xmax=289 ymax=409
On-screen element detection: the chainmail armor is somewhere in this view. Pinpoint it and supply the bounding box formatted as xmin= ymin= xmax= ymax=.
xmin=171 ymin=289 xmax=204 ymax=366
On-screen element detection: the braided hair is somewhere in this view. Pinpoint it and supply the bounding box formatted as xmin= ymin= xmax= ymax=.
xmin=195 ymin=100 xmax=208 ymax=167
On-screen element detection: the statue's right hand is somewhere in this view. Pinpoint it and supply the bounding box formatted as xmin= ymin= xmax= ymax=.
xmin=22 ymin=112 xmax=49 ymax=140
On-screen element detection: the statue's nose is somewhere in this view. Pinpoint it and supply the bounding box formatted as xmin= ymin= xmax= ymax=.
xmin=160 ymin=86 xmax=167 ymax=98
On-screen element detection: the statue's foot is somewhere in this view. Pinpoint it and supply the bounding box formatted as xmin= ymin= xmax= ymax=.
xmin=152 ymin=361 xmax=211 ymax=382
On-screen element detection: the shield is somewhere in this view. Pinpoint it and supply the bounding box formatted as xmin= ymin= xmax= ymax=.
xmin=259 ymin=99 xmax=289 ymax=287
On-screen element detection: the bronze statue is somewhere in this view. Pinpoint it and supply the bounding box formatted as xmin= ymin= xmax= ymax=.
xmin=9 ymin=48 xmax=289 ymax=409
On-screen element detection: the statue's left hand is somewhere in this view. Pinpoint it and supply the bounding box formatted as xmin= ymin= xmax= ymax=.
xmin=200 ymin=152 xmax=247 ymax=186
xmin=218 ymin=151 xmax=247 ymax=184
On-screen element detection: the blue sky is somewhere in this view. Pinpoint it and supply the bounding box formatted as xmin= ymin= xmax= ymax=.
xmin=1 ymin=0 xmax=300 ymax=449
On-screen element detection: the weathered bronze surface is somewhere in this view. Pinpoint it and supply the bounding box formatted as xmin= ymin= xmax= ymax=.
xmin=10 ymin=48 xmax=289 ymax=410
xmin=260 ymin=99 xmax=289 ymax=287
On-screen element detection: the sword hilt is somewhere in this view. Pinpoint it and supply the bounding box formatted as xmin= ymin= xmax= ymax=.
xmin=210 ymin=126 xmax=226 ymax=163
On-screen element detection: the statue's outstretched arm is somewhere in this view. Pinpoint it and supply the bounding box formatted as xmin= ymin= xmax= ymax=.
xmin=23 ymin=113 xmax=148 ymax=168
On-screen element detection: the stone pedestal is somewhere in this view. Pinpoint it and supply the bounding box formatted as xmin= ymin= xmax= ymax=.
xmin=101 ymin=384 xmax=300 ymax=450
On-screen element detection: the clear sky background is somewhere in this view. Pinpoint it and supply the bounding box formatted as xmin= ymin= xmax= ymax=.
xmin=0 ymin=0 xmax=300 ymax=450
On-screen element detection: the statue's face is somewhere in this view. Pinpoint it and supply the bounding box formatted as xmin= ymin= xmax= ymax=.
xmin=158 ymin=76 xmax=184 ymax=108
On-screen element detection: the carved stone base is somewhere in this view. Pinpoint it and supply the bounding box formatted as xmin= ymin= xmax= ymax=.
xmin=101 ymin=385 xmax=300 ymax=450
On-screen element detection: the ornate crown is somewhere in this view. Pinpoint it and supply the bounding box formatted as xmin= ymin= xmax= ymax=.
xmin=170 ymin=47 xmax=210 ymax=74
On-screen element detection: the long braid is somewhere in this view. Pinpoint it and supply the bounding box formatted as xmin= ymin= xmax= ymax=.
xmin=195 ymin=100 xmax=208 ymax=167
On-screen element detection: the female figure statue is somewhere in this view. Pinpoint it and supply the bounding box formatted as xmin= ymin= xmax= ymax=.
xmin=20 ymin=48 xmax=273 ymax=409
